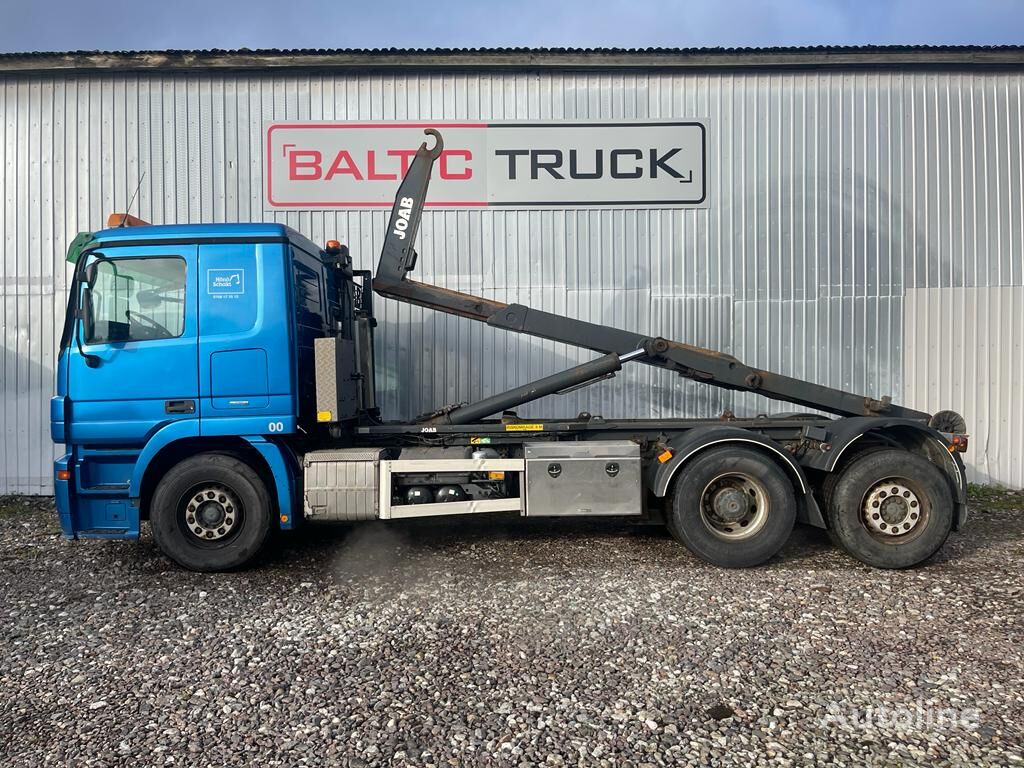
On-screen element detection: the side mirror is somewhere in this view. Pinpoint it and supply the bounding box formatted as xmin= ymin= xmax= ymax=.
xmin=84 ymin=261 xmax=98 ymax=288
xmin=76 ymin=264 xmax=102 ymax=368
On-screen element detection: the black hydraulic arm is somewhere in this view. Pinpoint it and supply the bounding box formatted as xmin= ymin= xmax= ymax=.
xmin=374 ymin=129 xmax=509 ymax=322
xmin=425 ymin=350 xmax=646 ymax=425
xmin=374 ymin=130 xmax=931 ymax=421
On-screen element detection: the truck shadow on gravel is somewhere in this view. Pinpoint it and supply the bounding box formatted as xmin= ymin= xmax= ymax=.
xmin=256 ymin=513 xmax=844 ymax=581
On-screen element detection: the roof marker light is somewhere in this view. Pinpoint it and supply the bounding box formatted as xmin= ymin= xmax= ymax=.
xmin=106 ymin=213 xmax=150 ymax=227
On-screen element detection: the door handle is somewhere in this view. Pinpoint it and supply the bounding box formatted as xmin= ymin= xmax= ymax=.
xmin=165 ymin=399 xmax=196 ymax=414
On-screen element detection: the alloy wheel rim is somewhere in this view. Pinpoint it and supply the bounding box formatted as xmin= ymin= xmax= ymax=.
xmin=181 ymin=484 xmax=242 ymax=542
xmin=700 ymin=472 xmax=770 ymax=541
xmin=862 ymin=478 xmax=925 ymax=539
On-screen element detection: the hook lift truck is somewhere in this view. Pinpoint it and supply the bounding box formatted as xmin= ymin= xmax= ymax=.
xmin=53 ymin=129 xmax=970 ymax=572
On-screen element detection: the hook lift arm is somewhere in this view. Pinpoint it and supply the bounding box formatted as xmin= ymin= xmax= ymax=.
xmin=373 ymin=129 xmax=934 ymax=422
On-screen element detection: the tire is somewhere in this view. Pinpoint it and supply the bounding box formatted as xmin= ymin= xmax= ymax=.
xmin=824 ymin=449 xmax=953 ymax=569
xmin=150 ymin=453 xmax=273 ymax=572
xmin=819 ymin=446 xmax=887 ymax=550
xmin=667 ymin=446 xmax=797 ymax=568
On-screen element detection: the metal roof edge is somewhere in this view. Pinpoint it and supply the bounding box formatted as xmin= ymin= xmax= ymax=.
xmin=91 ymin=221 xmax=290 ymax=241
xmin=2 ymin=46 xmax=1024 ymax=74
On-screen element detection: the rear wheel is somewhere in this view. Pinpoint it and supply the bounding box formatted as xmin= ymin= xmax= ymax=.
xmin=824 ymin=449 xmax=953 ymax=569
xmin=667 ymin=447 xmax=797 ymax=568
xmin=150 ymin=453 xmax=272 ymax=572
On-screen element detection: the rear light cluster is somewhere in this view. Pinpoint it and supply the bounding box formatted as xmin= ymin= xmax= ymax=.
xmin=949 ymin=434 xmax=969 ymax=453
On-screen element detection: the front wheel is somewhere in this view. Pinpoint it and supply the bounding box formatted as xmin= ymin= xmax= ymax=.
xmin=824 ymin=449 xmax=953 ymax=569
xmin=150 ymin=453 xmax=272 ymax=571
xmin=667 ymin=447 xmax=797 ymax=568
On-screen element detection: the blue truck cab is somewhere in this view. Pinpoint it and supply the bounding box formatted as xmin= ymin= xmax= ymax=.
xmin=52 ymin=221 xmax=364 ymax=568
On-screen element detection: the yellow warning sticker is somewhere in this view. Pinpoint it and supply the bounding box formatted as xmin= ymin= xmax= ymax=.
xmin=504 ymin=423 xmax=544 ymax=432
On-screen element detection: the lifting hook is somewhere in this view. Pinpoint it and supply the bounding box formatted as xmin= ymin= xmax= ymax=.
xmin=421 ymin=128 xmax=444 ymax=159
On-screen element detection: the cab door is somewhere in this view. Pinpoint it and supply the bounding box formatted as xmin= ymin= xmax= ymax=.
xmin=67 ymin=244 xmax=199 ymax=446
xmin=196 ymin=241 xmax=295 ymax=436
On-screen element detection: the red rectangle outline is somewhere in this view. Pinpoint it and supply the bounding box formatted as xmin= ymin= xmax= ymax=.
xmin=266 ymin=122 xmax=489 ymax=208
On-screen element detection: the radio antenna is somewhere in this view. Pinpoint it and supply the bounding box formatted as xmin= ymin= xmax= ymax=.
xmin=120 ymin=172 xmax=146 ymax=227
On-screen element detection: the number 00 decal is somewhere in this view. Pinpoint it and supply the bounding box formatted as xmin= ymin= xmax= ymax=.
xmin=267 ymin=421 xmax=285 ymax=433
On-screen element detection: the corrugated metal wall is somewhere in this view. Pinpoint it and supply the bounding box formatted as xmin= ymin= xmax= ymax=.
xmin=905 ymin=286 xmax=1024 ymax=486
xmin=2 ymin=67 xmax=1022 ymax=493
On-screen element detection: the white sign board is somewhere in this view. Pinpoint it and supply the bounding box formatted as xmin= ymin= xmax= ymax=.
xmin=265 ymin=121 xmax=707 ymax=209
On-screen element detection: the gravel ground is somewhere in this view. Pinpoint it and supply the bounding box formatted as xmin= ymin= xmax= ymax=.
xmin=1 ymin=490 xmax=1022 ymax=767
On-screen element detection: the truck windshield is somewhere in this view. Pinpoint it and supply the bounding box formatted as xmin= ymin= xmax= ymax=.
xmin=85 ymin=257 xmax=186 ymax=343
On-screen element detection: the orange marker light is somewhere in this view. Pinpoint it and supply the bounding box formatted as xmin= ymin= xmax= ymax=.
xmin=657 ymin=449 xmax=674 ymax=464
xmin=280 ymin=514 xmax=289 ymax=524
xmin=56 ymin=469 xmax=71 ymax=481
xmin=325 ymin=240 xmax=342 ymax=254
xmin=106 ymin=213 xmax=150 ymax=227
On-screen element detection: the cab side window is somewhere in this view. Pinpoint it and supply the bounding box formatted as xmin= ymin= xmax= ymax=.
xmin=86 ymin=257 xmax=186 ymax=343
xmin=293 ymin=260 xmax=326 ymax=335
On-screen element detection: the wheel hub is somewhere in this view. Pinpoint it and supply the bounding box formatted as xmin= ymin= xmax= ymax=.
xmin=184 ymin=485 xmax=240 ymax=541
xmin=197 ymin=501 xmax=226 ymax=527
xmin=712 ymin=487 xmax=748 ymax=523
xmin=863 ymin=480 xmax=921 ymax=537
xmin=700 ymin=473 xmax=769 ymax=540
